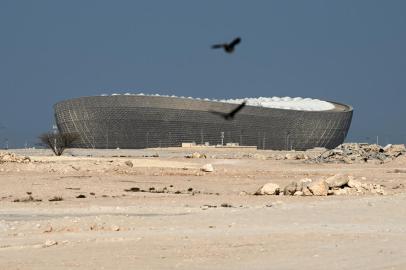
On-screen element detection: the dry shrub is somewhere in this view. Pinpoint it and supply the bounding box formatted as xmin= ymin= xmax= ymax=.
xmin=38 ymin=132 xmax=79 ymax=156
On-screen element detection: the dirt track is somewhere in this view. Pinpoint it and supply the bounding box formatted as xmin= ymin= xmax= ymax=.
xmin=1 ymin=148 xmax=406 ymax=269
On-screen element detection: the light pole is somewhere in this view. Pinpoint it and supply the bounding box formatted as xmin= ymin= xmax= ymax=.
xmin=106 ymin=130 xmax=109 ymax=149
xmin=52 ymin=125 xmax=58 ymax=154
xmin=0 ymin=124 xmax=5 ymax=149
xmin=221 ymin=132 xmax=224 ymax=146
xmin=200 ymin=129 xmax=204 ymax=145
xmin=286 ymin=132 xmax=291 ymax=151
xmin=257 ymin=132 xmax=261 ymax=147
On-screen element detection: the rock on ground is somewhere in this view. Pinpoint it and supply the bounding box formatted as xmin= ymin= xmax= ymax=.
xmin=201 ymin=164 xmax=214 ymax=172
xmin=43 ymin=240 xmax=58 ymax=248
xmin=298 ymin=178 xmax=312 ymax=192
xmin=124 ymin=160 xmax=133 ymax=167
xmin=333 ymin=188 xmax=351 ymax=196
xmin=311 ymin=143 xmax=406 ymax=164
xmin=307 ymin=179 xmax=329 ymax=196
xmin=255 ymin=183 xmax=280 ymax=195
xmin=283 ymin=182 xmax=298 ymax=195
xmin=325 ymin=174 xmax=349 ymax=188
xmin=0 ymin=152 xmax=31 ymax=163
xmin=348 ymin=178 xmax=362 ymax=189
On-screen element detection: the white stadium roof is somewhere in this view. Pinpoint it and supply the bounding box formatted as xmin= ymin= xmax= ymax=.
xmin=101 ymin=93 xmax=335 ymax=111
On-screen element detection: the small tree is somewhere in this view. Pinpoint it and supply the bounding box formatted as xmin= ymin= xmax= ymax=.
xmin=38 ymin=132 xmax=79 ymax=156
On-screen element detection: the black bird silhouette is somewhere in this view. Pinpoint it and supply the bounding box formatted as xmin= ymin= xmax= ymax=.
xmin=209 ymin=101 xmax=246 ymax=120
xmin=211 ymin=37 xmax=241 ymax=53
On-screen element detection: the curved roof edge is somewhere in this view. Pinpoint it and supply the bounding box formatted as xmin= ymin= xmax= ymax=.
xmin=55 ymin=93 xmax=353 ymax=112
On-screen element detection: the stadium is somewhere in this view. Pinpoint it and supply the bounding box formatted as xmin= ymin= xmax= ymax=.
xmin=53 ymin=94 xmax=353 ymax=150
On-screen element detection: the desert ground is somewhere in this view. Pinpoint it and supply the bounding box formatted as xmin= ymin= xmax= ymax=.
xmin=1 ymin=147 xmax=406 ymax=269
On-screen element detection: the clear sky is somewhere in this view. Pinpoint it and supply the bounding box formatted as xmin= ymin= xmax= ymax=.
xmin=1 ymin=0 xmax=405 ymax=148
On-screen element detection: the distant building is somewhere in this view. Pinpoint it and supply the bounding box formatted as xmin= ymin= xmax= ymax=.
xmin=54 ymin=94 xmax=353 ymax=150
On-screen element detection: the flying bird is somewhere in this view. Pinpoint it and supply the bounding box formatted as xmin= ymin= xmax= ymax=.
xmin=209 ymin=101 xmax=246 ymax=120
xmin=211 ymin=37 xmax=241 ymax=53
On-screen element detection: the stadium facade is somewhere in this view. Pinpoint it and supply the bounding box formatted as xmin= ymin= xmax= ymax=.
xmin=54 ymin=94 xmax=353 ymax=150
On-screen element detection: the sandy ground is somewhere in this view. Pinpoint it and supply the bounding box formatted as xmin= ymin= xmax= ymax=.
xmin=1 ymin=148 xmax=406 ymax=269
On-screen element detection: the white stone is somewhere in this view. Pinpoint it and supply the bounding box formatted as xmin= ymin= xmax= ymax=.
xmin=325 ymin=174 xmax=349 ymax=188
xmin=298 ymin=178 xmax=312 ymax=191
xmin=285 ymin=153 xmax=296 ymax=160
xmin=111 ymin=225 xmax=120 ymax=231
xmin=201 ymin=164 xmax=214 ymax=172
xmin=333 ymin=188 xmax=349 ymax=196
xmin=348 ymin=178 xmax=362 ymax=189
xmin=255 ymin=183 xmax=280 ymax=195
xmin=43 ymin=240 xmax=58 ymax=248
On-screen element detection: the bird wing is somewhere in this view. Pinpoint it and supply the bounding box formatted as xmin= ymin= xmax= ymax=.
xmin=228 ymin=101 xmax=246 ymax=117
xmin=229 ymin=37 xmax=241 ymax=47
xmin=211 ymin=44 xmax=225 ymax=49
xmin=209 ymin=110 xmax=227 ymax=118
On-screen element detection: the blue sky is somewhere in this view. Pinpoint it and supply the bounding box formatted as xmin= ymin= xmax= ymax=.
xmin=1 ymin=0 xmax=405 ymax=148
